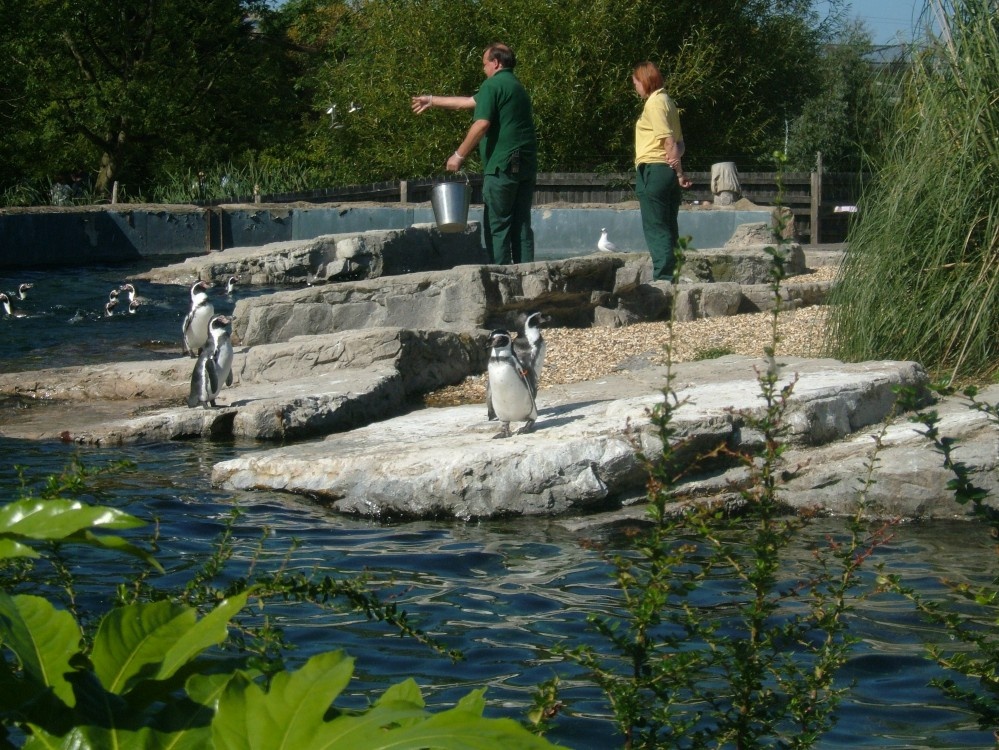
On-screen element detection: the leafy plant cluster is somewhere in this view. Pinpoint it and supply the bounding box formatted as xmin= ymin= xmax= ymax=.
xmin=547 ymin=155 xmax=897 ymax=748
xmin=0 ymin=464 xmax=554 ymax=749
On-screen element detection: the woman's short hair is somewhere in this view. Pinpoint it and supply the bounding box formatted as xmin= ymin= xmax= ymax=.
xmin=632 ymin=61 xmax=664 ymax=94
xmin=486 ymin=43 xmax=516 ymax=70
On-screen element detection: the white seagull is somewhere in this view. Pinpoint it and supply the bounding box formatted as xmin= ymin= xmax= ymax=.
xmin=597 ymin=228 xmax=617 ymax=252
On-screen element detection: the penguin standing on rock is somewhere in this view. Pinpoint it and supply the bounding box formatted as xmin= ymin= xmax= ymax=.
xmin=512 ymin=311 xmax=548 ymax=396
xmin=182 ymin=280 xmax=214 ymax=357
xmin=188 ymin=314 xmax=234 ymax=409
xmin=485 ymin=329 xmax=537 ymax=438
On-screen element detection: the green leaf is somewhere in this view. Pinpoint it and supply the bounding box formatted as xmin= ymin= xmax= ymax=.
xmin=213 ymin=651 xmax=354 ymax=750
xmin=0 ymin=537 xmax=40 ymax=560
xmin=24 ymin=724 xmax=211 ymax=750
xmin=0 ymin=499 xmax=145 ymax=539
xmin=158 ymin=593 xmax=248 ymax=682
xmin=70 ymin=530 xmax=164 ymax=572
xmin=92 ymin=601 xmax=195 ymax=695
xmin=0 ymin=592 xmax=80 ymax=707
xmin=186 ymin=671 xmax=240 ymax=709
xmin=322 ymin=685 xmax=559 ymax=750
xmin=93 ymin=595 xmax=247 ymax=696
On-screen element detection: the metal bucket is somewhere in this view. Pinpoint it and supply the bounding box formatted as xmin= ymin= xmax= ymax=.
xmin=430 ymin=179 xmax=470 ymax=233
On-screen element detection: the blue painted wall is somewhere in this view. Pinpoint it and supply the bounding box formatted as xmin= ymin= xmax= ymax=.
xmin=0 ymin=203 xmax=770 ymax=268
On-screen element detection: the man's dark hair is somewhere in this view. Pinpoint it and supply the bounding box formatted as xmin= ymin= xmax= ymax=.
xmin=486 ymin=43 xmax=516 ymax=70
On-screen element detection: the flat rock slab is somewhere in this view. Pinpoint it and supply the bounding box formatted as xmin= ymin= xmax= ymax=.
xmin=0 ymin=328 xmax=484 ymax=444
xmin=212 ymin=356 xmax=930 ymax=520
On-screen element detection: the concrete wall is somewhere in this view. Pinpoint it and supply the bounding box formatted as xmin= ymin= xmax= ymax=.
xmin=0 ymin=203 xmax=771 ymax=269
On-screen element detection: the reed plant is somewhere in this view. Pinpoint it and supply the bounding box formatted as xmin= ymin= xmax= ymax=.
xmin=827 ymin=0 xmax=999 ymax=384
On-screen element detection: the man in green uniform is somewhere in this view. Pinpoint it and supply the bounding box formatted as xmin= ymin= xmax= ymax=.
xmin=411 ymin=43 xmax=537 ymax=264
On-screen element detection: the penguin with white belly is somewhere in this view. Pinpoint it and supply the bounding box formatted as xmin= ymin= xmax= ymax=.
xmin=512 ymin=311 xmax=548 ymax=397
xmin=485 ymin=329 xmax=537 ymax=438
xmin=182 ymin=280 xmax=214 ymax=357
xmin=188 ymin=314 xmax=234 ymax=408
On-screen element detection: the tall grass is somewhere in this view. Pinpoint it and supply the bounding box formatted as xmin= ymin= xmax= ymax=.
xmin=827 ymin=0 xmax=999 ymax=384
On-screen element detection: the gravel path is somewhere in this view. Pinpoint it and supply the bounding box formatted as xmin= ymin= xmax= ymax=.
xmin=424 ymin=266 xmax=837 ymax=406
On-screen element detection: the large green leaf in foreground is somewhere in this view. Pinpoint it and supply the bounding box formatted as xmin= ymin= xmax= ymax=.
xmin=213 ymin=651 xmax=560 ymax=750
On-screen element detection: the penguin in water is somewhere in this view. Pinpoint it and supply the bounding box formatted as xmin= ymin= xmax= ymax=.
xmin=485 ymin=329 xmax=537 ymax=438
xmin=187 ymin=314 xmax=234 ymax=409
xmin=512 ymin=311 xmax=548 ymax=397
xmin=0 ymin=293 xmax=27 ymax=318
xmin=13 ymin=283 xmax=33 ymax=301
xmin=119 ymin=283 xmax=139 ymax=306
xmin=182 ymin=280 xmax=214 ymax=357
xmin=103 ymin=299 xmax=118 ymax=317
xmin=225 ymin=275 xmax=240 ymax=295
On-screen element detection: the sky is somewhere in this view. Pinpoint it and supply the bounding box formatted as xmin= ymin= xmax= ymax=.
xmin=814 ymin=0 xmax=932 ymax=44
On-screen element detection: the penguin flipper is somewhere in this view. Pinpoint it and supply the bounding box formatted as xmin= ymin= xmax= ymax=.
xmin=485 ymin=381 xmax=497 ymax=421
xmin=181 ymin=311 xmax=195 ymax=356
xmin=206 ymin=359 xmax=219 ymax=397
xmin=225 ymin=370 xmax=233 ymax=387
xmin=187 ymin=365 xmax=204 ymax=408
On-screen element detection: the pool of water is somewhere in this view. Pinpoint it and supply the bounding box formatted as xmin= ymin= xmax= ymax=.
xmin=1 ymin=264 xmax=996 ymax=747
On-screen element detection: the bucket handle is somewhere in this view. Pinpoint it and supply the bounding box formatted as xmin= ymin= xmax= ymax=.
xmin=440 ymin=169 xmax=469 ymax=186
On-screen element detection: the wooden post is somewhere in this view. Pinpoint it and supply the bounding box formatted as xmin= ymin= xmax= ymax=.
xmin=810 ymin=151 xmax=822 ymax=245
xmin=399 ymin=180 xmax=408 ymax=203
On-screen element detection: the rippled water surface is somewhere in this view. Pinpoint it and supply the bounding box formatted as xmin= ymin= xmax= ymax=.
xmin=1 ymin=264 xmax=997 ymax=748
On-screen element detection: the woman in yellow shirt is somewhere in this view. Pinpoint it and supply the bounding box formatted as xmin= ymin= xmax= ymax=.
xmin=632 ymin=61 xmax=692 ymax=282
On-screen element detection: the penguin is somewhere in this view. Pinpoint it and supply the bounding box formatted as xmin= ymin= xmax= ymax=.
xmin=485 ymin=329 xmax=537 ymax=438
xmin=103 ymin=299 xmax=117 ymax=317
xmin=0 ymin=293 xmax=27 ymax=318
xmin=128 ymin=298 xmax=140 ymax=314
xmin=15 ymin=283 xmax=33 ymax=301
xmin=182 ymin=280 xmax=214 ymax=357
xmin=597 ymin=228 xmax=617 ymax=252
xmin=225 ymin=275 xmax=240 ymax=295
xmin=108 ymin=288 xmax=120 ymax=304
xmin=512 ymin=311 xmax=548 ymax=397
xmin=187 ymin=314 xmax=234 ymax=409
xmin=119 ymin=283 xmax=137 ymax=305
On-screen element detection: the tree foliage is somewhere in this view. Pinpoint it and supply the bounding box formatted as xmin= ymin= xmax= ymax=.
xmin=293 ymin=0 xmax=826 ymax=181
xmin=1 ymin=0 xmax=298 ymax=199
xmin=2 ymin=0 xmax=883 ymax=202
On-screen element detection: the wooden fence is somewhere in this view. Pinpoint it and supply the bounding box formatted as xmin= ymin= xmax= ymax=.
xmin=257 ymin=162 xmax=866 ymax=245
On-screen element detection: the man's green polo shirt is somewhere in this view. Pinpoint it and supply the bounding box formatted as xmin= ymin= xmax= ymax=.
xmin=473 ymin=68 xmax=537 ymax=175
